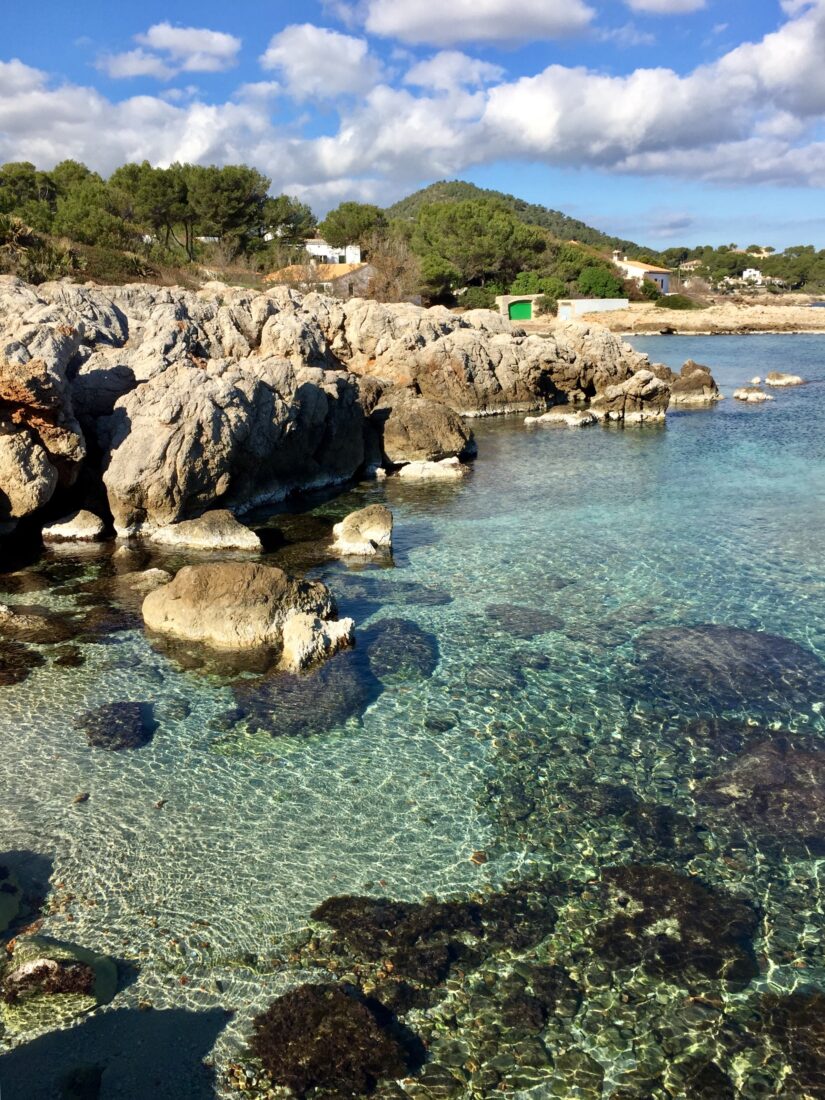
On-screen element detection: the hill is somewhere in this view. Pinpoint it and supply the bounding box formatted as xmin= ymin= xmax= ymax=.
xmin=385 ymin=180 xmax=648 ymax=258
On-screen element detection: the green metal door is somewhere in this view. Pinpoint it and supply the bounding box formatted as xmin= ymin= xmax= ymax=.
xmin=509 ymin=300 xmax=533 ymax=321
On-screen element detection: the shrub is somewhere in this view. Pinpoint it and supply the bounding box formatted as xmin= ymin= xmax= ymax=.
xmin=640 ymin=279 xmax=663 ymax=301
xmin=459 ymin=286 xmax=497 ymax=310
xmin=654 ymin=293 xmax=707 ymax=311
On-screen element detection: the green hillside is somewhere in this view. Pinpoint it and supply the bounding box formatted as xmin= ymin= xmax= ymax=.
xmin=386 ymin=180 xmax=647 ymax=257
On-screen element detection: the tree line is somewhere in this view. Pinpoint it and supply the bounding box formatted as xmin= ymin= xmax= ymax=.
xmin=7 ymin=158 xmax=820 ymax=303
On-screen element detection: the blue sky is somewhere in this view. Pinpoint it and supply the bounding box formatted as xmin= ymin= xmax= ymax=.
xmin=3 ymin=0 xmax=825 ymax=248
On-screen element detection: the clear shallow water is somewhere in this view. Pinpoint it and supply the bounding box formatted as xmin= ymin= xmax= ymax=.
xmin=0 ymin=335 xmax=824 ymax=1098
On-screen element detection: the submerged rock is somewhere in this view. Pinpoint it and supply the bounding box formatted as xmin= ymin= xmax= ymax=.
xmin=757 ymin=989 xmax=825 ymax=1096
xmin=485 ymin=603 xmax=563 ymax=639
xmin=0 ymin=936 xmax=117 ymax=1035
xmin=0 ymin=637 xmax=45 ymax=685
xmin=633 ymin=623 xmax=825 ymax=713
xmin=0 ymin=603 xmax=79 ymax=645
xmin=234 ymin=649 xmax=380 ymax=738
xmin=332 ymin=504 xmax=393 ymax=556
xmin=79 ymin=701 xmax=157 ymax=750
xmin=590 ymin=864 xmax=758 ymax=987
xmin=42 ymin=510 xmax=106 ymax=543
xmin=249 ymin=983 xmax=413 ymax=1097
xmin=148 ymin=509 xmax=262 ymax=551
xmin=363 ymin=617 xmax=439 ymax=683
xmin=311 ymin=878 xmax=560 ymax=987
xmin=142 ymin=562 xmax=336 ymax=650
xmin=699 ymin=734 xmax=825 ymax=854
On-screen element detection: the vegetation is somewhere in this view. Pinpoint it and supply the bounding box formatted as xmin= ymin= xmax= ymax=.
xmin=655 ymin=293 xmax=707 ymax=311
xmin=3 ymin=158 xmax=824 ymax=302
xmin=387 ymin=179 xmax=643 ymax=256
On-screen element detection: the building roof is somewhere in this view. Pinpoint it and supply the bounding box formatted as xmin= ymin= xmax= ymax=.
xmin=264 ymin=262 xmax=369 ymax=284
xmin=619 ymin=258 xmax=672 ymax=274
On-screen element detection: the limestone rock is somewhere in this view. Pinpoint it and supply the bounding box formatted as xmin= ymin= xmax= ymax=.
xmin=149 ymin=509 xmax=262 ymax=551
xmin=80 ymin=701 xmax=157 ymax=750
xmin=381 ymin=395 xmax=474 ymax=465
xmin=42 ymin=509 xmax=106 ymax=543
xmin=397 ymin=457 xmax=470 ymax=480
xmin=733 ymin=387 xmax=774 ymax=403
xmin=142 ymin=562 xmax=337 ymax=650
xmin=589 ymin=370 xmax=671 ymax=423
xmin=525 ymin=408 xmax=596 ymax=427
xmin=102 ymin=358 xmax=365 ymax=535
xmin=0 ymin=423 xmax=57 ymax=531
xmin=653 ymin=360 xmax=722 ymax=405
xmin=332 ymin=504 xmax=393 ymax=556
xmin=765 ymin=371 xmax=804 ymax=387
xmin=280 ymin=611 xmax=355 ymax=672
xmin=0 ymin=936 xmax=117 ymax=1035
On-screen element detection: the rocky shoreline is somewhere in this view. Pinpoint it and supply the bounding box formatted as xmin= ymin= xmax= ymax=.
xmin=538 ymin=299 xmax=825 ymax=336
xmin=1 ymin=277 xmax=669 ymax=542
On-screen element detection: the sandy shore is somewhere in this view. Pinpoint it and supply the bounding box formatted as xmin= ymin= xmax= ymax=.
xmin=520 ymin=298 xmax=825 ymax=336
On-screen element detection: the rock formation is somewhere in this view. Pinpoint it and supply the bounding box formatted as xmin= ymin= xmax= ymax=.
xmin=733 ymin=387 xmax=774 ymax=402
xmin=142 ymin=562 xmax=340 ymax=650
xmin=332 ymin=504 xmax=393 ymax=556
xmin=590 ymin=370 xmax=670 ymax=423
xmin=764 ymin=371 xmax=804 ymax=387
xmin=652 ymin=360 xmax=722 ymax=405
xmin=42 ymin=510 xmax=106 ymax=542
xmin=0 ymin=277 xmax=662 ymax=534
xmin=148 ymin=509 xmax=261 ymax=551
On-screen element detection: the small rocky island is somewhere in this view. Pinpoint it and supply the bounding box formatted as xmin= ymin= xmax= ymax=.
xmin=0 ymin=277 xmax=677 ymax=541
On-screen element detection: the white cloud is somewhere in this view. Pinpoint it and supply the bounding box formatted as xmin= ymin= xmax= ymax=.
xmin=260 ymin=24 xmax=382 ymax=99
xmin=97 ymin=22 xmax=240 ymax=80
xmin=363 ymin=0 xmax=595 ymax=46
xmin=4 ymin=1 xmax=825 ymax=210
xmin=404 ymin=51 xmax=505 ymax=91
xmin=135 ymin=23 xmax=241 ymax=73
xmin=599 ymin=23 xmax=656 ymax=47
xmin=97 ymin=49 xmax=174 ymax=81
xmin=625 ymin=0 xmax=706 ymax=12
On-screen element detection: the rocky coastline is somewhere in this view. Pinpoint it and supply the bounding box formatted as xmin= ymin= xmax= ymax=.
xmin=0 ymin=276 xmax=667 ymax=542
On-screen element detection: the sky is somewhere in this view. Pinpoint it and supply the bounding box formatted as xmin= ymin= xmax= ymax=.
xmin=3 ymin=0 xmax=825 ymax=248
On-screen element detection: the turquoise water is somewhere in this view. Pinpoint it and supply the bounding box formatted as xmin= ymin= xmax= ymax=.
xmin=0 ymin=335 xmax=824 ymax=1098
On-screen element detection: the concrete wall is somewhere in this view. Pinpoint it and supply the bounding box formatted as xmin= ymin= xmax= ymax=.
xmin=557 ymin=298 xmax=629 ymax=320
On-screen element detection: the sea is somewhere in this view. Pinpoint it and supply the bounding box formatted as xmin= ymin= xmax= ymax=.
xmin=0 ymin=334 xmax=823 ymax=1098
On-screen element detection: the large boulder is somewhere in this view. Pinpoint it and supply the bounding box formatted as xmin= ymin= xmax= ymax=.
xmin=148 ymin=509 xmax=261 ymax=551
xmin=590 ymin=369 xmax=671 ymax=423
xmin=381 ymin=395 xmax=474 ymax=466
xmin=0 ymin=423 xmax=57 ymax=531
xmin=653 ymin=360 xmax=722 ymax=406
xmin=102 ymin=358 xmax=365 ymax=535
xmin=42 ymin=509 xmax=106 ymax=543
xmin=142 ymin=562 xmax=338 ymax=650
xmin=332 ymin=504 xmax=393 ymax=556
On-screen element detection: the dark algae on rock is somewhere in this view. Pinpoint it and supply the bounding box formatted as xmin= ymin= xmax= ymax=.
xmin=249 ymin=983 xmax=418 ymax=1099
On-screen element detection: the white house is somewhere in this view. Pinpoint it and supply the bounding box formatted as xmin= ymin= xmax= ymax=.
xmin=611 ymin=250 xmax=671 ymax=293
xmin=742 ymin=268 xmax=764 ymax=285
xmin=304 ymin=238 xmax=362 ymax=265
